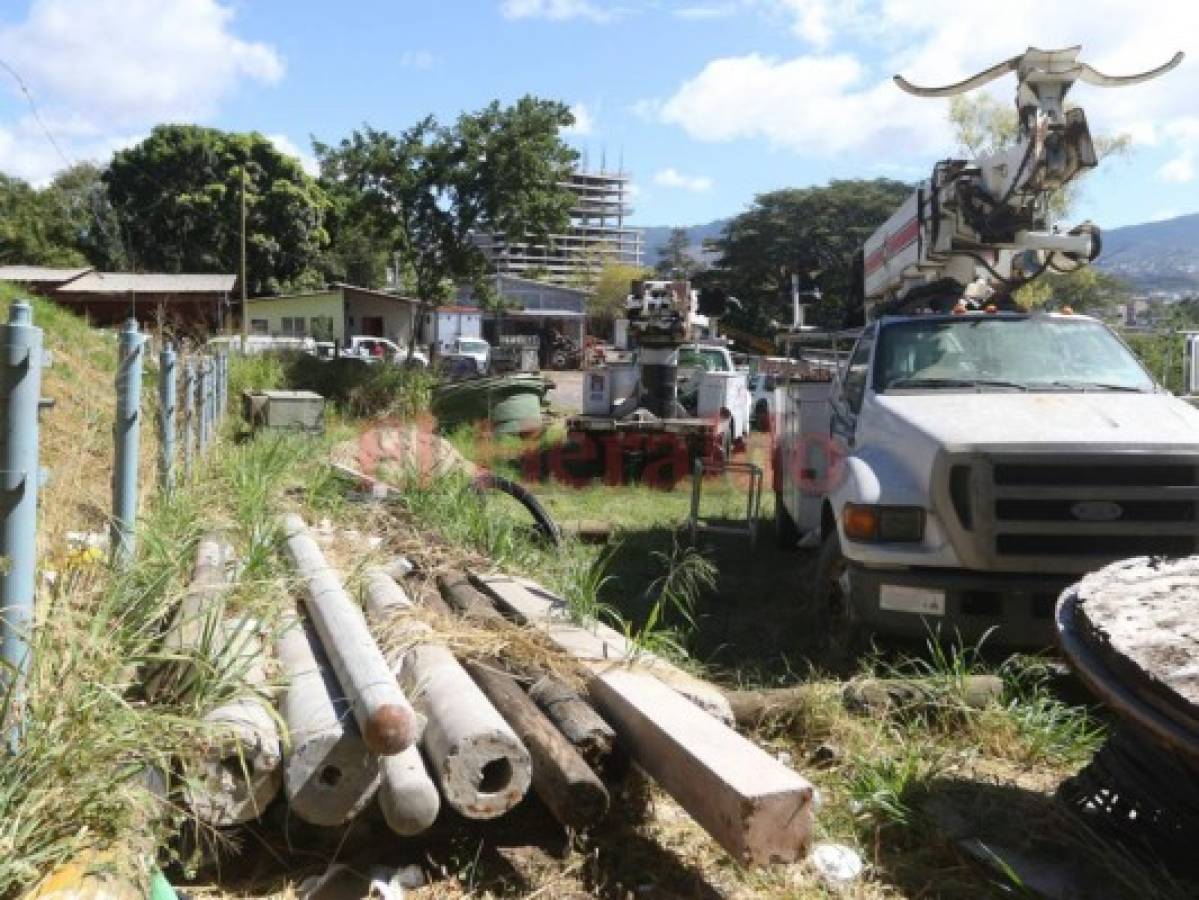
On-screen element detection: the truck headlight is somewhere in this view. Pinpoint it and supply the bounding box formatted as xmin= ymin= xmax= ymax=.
xmin=842 ymin=504 xmax=925 ymax=543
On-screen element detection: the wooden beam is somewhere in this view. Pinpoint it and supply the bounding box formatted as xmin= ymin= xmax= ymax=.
xmin=591 ymin=668 xmax=815 ymax=865
xmin=471 ymin=573 xmax=735 ymax=726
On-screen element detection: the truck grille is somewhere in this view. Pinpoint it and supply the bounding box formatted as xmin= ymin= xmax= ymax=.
xmin=938 ymin=452 xmax=1199 ymax=573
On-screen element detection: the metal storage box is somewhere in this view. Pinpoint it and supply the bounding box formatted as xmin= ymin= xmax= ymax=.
xmin=242 ymin=390 xmax=326 ymax=433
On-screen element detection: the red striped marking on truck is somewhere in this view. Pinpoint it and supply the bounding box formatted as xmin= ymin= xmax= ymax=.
xmin=864 ymin=217 xmax=920 ymax=277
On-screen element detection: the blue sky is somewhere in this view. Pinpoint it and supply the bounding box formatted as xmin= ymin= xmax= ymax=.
xmin=2 ymin=0 xmax=1199 ymax=231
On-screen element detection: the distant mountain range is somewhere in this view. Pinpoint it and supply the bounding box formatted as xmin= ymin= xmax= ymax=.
xmin=1094 ymin=212 xmax=1199 ymax=293
xmin=640 ymin=220 xmax=728 ymax=266
xmin=640 ymin=212 xmax=1199 ymax=294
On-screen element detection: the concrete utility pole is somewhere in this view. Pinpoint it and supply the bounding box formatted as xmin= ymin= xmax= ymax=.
xmin=281 ymin=515 xmax=419 ymax=755
xmin=239 ymin=163 xmax=248 ymax=353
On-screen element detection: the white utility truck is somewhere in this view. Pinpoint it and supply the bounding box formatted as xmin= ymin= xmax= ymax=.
xmin=773 ymin=46 xmax=1196 ymax=646
xmin=570 ymin=279 xmax=750 ymax=465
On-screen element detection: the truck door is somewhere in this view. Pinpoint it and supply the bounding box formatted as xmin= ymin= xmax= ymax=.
xmin=831 ymin=325 xmax=875 ymax=449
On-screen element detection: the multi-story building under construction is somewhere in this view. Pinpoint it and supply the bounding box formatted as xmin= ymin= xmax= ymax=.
xmin=476 ymin=169 xmax=643 ymax=287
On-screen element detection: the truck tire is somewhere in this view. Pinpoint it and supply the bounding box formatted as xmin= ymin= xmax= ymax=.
xmin=753 ymin=399 xmax=770 ymax=432
xmin=812 ymin=530 xmax=861 ymax=656
xmin=720 ymin=420 xmax=734 ymax=462
xmin=775 ymin=490 xmax=801 ymax=549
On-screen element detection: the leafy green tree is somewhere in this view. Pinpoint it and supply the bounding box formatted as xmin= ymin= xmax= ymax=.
xmin=316 ymin=97 xmax=578 ymax=349
xmin=590 ymin=262 xmax=651 ymax=320
xmin=1014 ymin=266 xmax=1131 ymax=315
xmin=1 ymin=174 xmax=75 ymax=266
xmin=44 ymin=162 xmax=128 ymax=270
xmin=707 ymin=179 xmax=911 ymax=332
xmin=655 ymin=227 xmax=702 ymax=278
xmin=104 ymin=125 xmax=329 ymax=294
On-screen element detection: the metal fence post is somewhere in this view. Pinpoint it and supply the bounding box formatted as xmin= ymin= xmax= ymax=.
xmin=112 ymin=318 xmax=144 ymax=564
xmin=205 ymin=357 xmax=214 ymax=441
xmin=182 ymin=358 xmax=194 ymax=479
xmin=158 ymin=343 xmax=176 ymax=495
xmin=196 ymin=359 xmax=208 ymax=453
xmin=1 ymin=302 xmax=44 ymax=750
xmin=215 ymin=353 xmax=224 ymax=423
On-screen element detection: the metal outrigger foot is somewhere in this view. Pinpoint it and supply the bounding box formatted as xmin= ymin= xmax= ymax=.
xmin=688 ymin=458 xmax=763 ymax=549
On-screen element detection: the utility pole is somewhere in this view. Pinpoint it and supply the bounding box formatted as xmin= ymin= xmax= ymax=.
xmin=239 ymin=163 xmax=248 ymax=351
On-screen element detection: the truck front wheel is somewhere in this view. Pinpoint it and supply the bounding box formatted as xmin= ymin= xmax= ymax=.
xmin=813 ymin=530 xmax=860 ymax=656
xmin=775 ymin=490 xmax=800 ymax=549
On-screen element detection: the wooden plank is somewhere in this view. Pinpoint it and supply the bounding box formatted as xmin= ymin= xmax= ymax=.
xmin=590 ymin=668 xmax=814 ymax=865
xmin=528 ymin=675 xmax=617 ymax=773
xmin=473 ymin=573 xmax=736 ymax=726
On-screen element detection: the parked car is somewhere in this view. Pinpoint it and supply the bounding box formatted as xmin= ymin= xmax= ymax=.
xmin=208 ymin=335 xmax=315 ymax=355
xmin=452 ymin=337 xmax=491 ymax=374
xmin=341 ymin=336 xmax=429 ymax=368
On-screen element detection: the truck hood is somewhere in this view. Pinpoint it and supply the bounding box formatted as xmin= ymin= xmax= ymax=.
xmin=871 ymin=392 xmax=1199 ymax=449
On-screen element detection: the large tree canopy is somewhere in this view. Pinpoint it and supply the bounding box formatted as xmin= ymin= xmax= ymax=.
xmin=315 ymin=97 xmax=579 ymax=301
xmin=104 ymin=126 xmax=329 ymax=295
xmin=0 ymin=165 xmax=117 ymax=268
xmin=706 ymin=179 xmax=911 ymax=333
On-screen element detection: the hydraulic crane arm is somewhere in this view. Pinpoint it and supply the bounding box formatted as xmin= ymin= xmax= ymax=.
xmin=860 ymin=46 xmax=1183 ymax=318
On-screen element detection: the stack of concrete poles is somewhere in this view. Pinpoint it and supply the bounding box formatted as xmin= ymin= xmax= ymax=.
xmin=281 ymin=514 xmax=418 ymax=755
xmin=164 ymin=510 xmax=818 ymax=872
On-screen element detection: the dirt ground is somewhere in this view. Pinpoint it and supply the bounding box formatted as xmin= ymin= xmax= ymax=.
xmin=546 ymin=369 xmax=585 ymax=415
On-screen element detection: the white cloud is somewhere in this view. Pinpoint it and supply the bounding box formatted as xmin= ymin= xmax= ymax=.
xmin=267 ymin=134 xmax=318 ymax=177
xmin=500 ymin=0 xmax=621 ymax=23
xmin=657 ymin=52 xmax=947 ymax=158
xmin=0 ymin=0 xmax=283 ymax=183
xmin=651 ymin=2 xmax=1199 ymax=170
xmin=561 ymin=102 xmax=595 ymax=136
xmin=399 ymin=50 xmax=437 ymax=70
xmin=1158 ymin=153 xmax=1195 ymax=184
xmin=766 ymin=0 xmax=840 ymax=47
xmin=654 ymin=167 xmax=714 ymax=192
xmin=673 ymin=4 xmax=737 ymax=19
xmin=0 ymin=0 xmax=282 ymax=124
xmin=1149 ymin=208 xmax=1180 ymax=221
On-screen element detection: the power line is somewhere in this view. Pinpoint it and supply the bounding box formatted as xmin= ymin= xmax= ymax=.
xmin=0 ymin=57 xmax=71 ymax=173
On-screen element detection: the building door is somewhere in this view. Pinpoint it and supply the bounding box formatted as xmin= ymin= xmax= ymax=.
xmin=361 ymin=316 xmax=384 ymax=337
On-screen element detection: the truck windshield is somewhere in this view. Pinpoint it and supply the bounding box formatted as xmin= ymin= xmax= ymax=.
xmin=678 ymin=347 xmax=730 ymax=371
xmin=874 ymin=316 xmax=1154 ymax=393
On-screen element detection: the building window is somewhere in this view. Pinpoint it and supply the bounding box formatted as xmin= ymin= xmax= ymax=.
xmin=280 ymin=317 xmax=306 ymax=337
xmin=310 ymin=316 xmax=335 ymax=340
xmin=250 ymin=319 xmax=269 ymax=335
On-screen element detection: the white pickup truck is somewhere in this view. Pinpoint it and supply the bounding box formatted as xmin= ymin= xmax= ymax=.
xmin=774 ymin=310 xmax=1199 ymax=646
xmin=340 ymin=336 xmax=429 ymax=368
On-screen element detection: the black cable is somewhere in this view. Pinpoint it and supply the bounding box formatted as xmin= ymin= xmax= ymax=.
xmin=471 ymin=471 xmax=561 ymax=545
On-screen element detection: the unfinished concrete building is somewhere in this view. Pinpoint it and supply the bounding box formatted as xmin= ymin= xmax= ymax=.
xmin=476 ymin=169 xmax=643 ymax=287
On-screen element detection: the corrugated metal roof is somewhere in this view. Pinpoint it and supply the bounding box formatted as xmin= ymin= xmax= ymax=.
xmin=0 ymin=265 xmax=93 ymax=283
xmin=505 ymin=309 xmax=587 ymax=319
xmin=56 ymin=272 xmax=237 ymax=294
